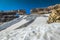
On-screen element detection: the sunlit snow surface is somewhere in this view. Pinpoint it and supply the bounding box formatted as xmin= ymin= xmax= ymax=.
xmin=0 ymin=14 xmax=60 ymax=40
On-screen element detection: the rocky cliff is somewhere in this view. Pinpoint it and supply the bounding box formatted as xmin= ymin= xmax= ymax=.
xmin=47 ymin=4 xmax=60 ymax=23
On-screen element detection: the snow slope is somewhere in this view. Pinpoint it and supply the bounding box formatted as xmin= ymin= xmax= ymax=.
xmin=0 ymin=14 xmax=60 ymax=40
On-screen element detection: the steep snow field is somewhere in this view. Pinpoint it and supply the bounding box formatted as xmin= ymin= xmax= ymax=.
xmin=0 ymin=14 xmax=60 ymax=40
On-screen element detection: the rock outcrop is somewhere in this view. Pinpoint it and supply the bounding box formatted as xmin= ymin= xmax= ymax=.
xmin=47 ymin=9 xmax=60 ymax=23
xmin=48 ymin=4 xmax=60 ymax=10
xmin=30 ymin=8 xmax=50 ymax=14
xmin=17 ymin=9 xmax=26 ymax=15
xmin=30 ymin=4 xmax=60 ymax=15
xmin=0 ymin=9 xmax=26 ymax=24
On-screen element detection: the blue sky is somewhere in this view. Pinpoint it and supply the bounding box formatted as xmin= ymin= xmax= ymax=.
xmin=0 ymin=0 xmax=60 ymax=14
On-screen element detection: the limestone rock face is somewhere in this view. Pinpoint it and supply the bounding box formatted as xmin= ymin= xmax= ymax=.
xmin=47 ymin=9 xmax=60 ymax=23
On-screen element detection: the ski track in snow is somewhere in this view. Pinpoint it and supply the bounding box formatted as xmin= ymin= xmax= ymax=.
xmin=0 ymin=14 xmax=60 ymax=40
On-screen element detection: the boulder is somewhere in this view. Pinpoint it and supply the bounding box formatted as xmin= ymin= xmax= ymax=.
xmin=47 ymin=9 xmax=60 ymax=23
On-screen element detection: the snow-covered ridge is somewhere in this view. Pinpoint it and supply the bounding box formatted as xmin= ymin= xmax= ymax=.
xmin=0 ymin=14 xmax=60 ymax=40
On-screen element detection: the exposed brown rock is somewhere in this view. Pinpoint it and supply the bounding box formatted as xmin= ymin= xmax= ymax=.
xmin=30 ymin=4 xmax=60 ymax=23
xmin=30 ymin=8 xmax=49 ymax=14
xmin=30 ymin=4 xmax=60 ymax=15
xmin=47 ymin=4 xmax=60 ymax=10
xmin=47 ymin=9 xmax=60 ymax=23
xmin=17 ymin=10 xmax=26 ymax=15
xmin=30 ymin=8 xmax=38 ymax=14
